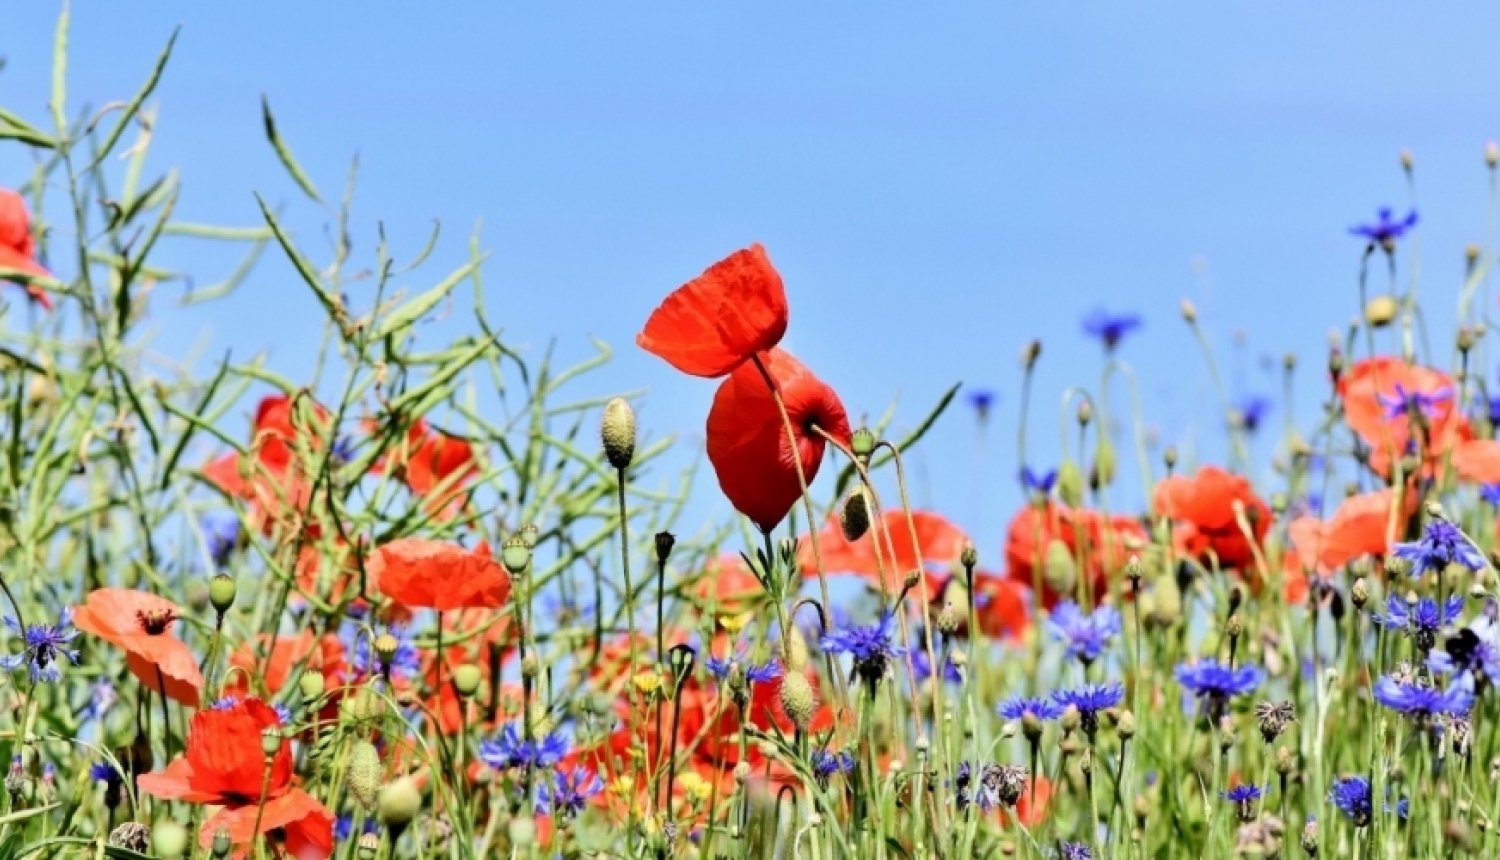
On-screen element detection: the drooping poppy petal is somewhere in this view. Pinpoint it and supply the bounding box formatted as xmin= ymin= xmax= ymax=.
xmin=801 ymin=510 xmax=968 ymax=593
xmin=970 ymin=572 xmax=1031 ymax=641
xmin=1154 ymin=466 xmax=1271 ymax=570
xmin=705 ymin=348 xmax=850 ymax=533
xmin=637 ymin=244 xmax=789 ymax=378
xmin=1453 ymin=439 xmax=1500 ymax=484
xmin=0 ymin=189 xmax=53 ymax=309
xmin=180 ymin=698 xmax=293 ymax=799
xmin=1286 ymin=489 xmax=1406 ymax=575
xmin=228 ymin=631 xmax=346 ymax=697
xmin=1004 ymin=503 xmax=1146 ymax=607
xmin=200 ymin=789 xmax=334 ymax=860
xmin=369 ymin=538 xmax=512 ymax=611
xmin=692 ymin=554 xmax=766 ymax=616
xmin=368 ymin=417 xmax=481 ymax=516
xmin=202 ymin=394 xmax=333 ymax=528
xmin=72 ymin=588 xmax=204 ymax=706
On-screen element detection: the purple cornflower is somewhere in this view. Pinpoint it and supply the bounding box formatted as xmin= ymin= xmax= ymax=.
xmin=968 ymin=389 xmax=997 ymax=420
xmin=1428 ymin=628 xmax=1500 ymax=684
xmin=1046 ymin=601 xmax=1121 ymax=665
xmin=1482 ymin=485 xmax=1500 ymax=507
xmin=1373 ymin=673 xmax=1473 ymax=720
xmin=209 ymin=695 xmax=293 ymax=725
xmin=1392 ymin=520 xmax=1485 ymax=578
xmin=79 ymin=679 xmax=117 ymax=723
xmin=537 ymin=766 xmax=604 ymax=818
xmin=704 ymin=653 xmax=782 ymax=685
xmin=810 ymin=749 xmax=856 ymax=786
xmin=1051 ymin=682 xmax=1124 ymax=736
xmin=1232 ymin=395 xmax=1273 ymax=434
xmin=202 ymin=514 xmax=240 ymax=568
xmin=479 ymin=721 xmax=572 ymax=771
xmin=1058 ymin=843 xmax=1093 ymax=860
xmin=1372 ymin=593 xmax=1463 ymax=651
xmin=1328 ymin=775 xmax=1408 ymax=827
xmin=1350 ymin=207 xmax=1418 ymax=247
xmin=348 ymin=624 xmax=421 ymax=683
xmin=1222 ymin=784 xmax=1266 ymax=822
xmin=1378 ymin=383 xmax=1451 ymax=420
xmin=909 ymin=647 xmax=963 ymax=685
xmin=998 ymin=695 xmax=1064 ymax=723
xmin=0 ymin=609 xmax=79 ymax=684
xmin=1082 ymin=308 xmax=1143 ymax=350
xmin=333 ymin=816 xmax=377 ymax=842
xmin=331 ymin=435 xmax=357 ymax=465
xmin=821 ymin=612 xmax=904 ymax=688
xmin=1022 ymin=467 xmax=1058 ymax=496
xmin=1177 ymin=660 xmax=1263 ymax=721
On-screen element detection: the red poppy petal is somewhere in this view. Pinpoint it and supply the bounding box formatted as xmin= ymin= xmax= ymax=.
xmin=201 ymin=790 xmax=334 ymax=860
xmin=637 ymin=244 xmax=789 ymax=378
xmin=0 ymin=246 xmax=53 ymax=309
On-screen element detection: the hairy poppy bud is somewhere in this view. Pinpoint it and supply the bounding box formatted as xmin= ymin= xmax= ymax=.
xmin=1488 ymin=141 xmax=1498 ymax=168
xmin=851 ymin=427 xmax=876 ymax=459
xmin=509 ymin=816 xmax=536 ymax=847
xmin=209 ymin=573 xmax=236 ymax=615
xmin=601 ymin=397 xmax=637 ymax=470
xmin=1043 ymin=540 xmax=1077 ymax=599
xmin=211 ymin=827 xmax=232 ymax=858
xmin=452 ymin=663 xmax=482 ymax=699
xmin=1364 ymin=296 xmax=1398 ymax=328
xmin=1151 ymin=573 xmax=1183 ymax=628
xmin=779 ymin=671 xmax=816 ymax=732
xmin=785 ymin=625 xmax=809 ymax=672
xmin=340 ymin=685 xmax=384 ymax=723
xmin=357 ymin=833 xmax=380 ymax=860
xmin=152 ymin=821 xmax=188 ymax=859
xmin=1057 ymin=461 xmax=1084 ymax=507
xmin=840 ymin=487 xmax=872 ymax=542
xmin=348 ymin=741 xmax=382 ymax=809
xmin=1180 ymin=298 xmax=1197 ymax=323
xmin=1092 ymin=438 xmax=1117 ymax=488
xmin=654 ymin=531 xmax=676 ymax=565
xmin=500 ymin=535 xmax=531 ymax=575
xmin=378 ymin=776 xmax=422 ymax=828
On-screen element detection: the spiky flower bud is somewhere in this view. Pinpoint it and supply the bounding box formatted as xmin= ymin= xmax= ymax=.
xmin=209 ymin=573 xmax=237 ymax=615
xmin=1059 ymin=705 xmax=1081 ymax=734
xmin=1181 ymin=298 xmax=1198 ymax=323
xmin=1351 ymin=578 xmax=1369 ymax=610
xmin=601 ymin=397 xmax=637 ymax=470
xmin=960 ymin=542 xmax=978 ymax=571
xmin=840 ymin=487 xmax=871 ymax=542
xmin=1226 ymin=614 xmax=1243 ymax=641
xmin=1163 ymin=445 xmax=1178 ymax=471
xmin=1275 ymin=746 xmax=1295 ymax=776
xmin=347 ymin=740 xmax=382 ymax=809
xmin=501 ymin=535 xmax=531 ymax=575
xmin=1125 ymin=554 xmax=1144 ymax=586
xmin=152 ymin=821 xmax=189 ymax=859
xmin=779 ymin=671 xmax=816 ymax=732
xmin=1057 ymin=461 xmax=1084 ymax=507
xmin=1116 ymin=710 xmax=1137 ymax=740
xmin=378 ymin=776 xmax=423 ymax=828
xmin=850 ymin=428 xmax=876 ymax=459
xmin=785 ymin=625 xmax=810 ymax=672
xmin=1092 ymin=438 xmax=1117 ymax=488
xmin=1301 ymin=816 xmax=1319 ymax=856
xmin=1043 ymin=540 xmax=1077 ymax=600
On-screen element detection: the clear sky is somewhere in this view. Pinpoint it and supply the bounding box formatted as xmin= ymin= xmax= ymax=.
xmin=2 ymin=3 xmax=1498 ymax=562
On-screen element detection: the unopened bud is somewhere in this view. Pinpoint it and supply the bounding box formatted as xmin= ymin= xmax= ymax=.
xmin=1024 ymin=339 xmax=1042 ymax=368
xmin=779 ymin=671 xmax=816 ymax=732
xmin=1364 ymin=296 xmax=1398 ymax=328
xmin=1351 ymin=578 xmax=1369 ymax=609
xmin=851 ymin=428 xmax=876 ymax=459
xmin=1180 ymin=298 xmax=1197 ymax=323
xmin=1163 ymin=445 xmax=1178 ymax=471
xmin=209 ymin=573 xmax=236 ymax=615
xmin=501 ymin=535 xmax=531 ymax=575
xmin=298 ymin=670 xmax=325 ymax=702
xmin=1043 ymin=540 xmax=1077 ymax=600
xmin=601 ymin=397 xmax=637 ymax=471
xmin=1076 ymin=400 xmax=1093 ymax=427
xmin=1116 ymin=710 xmax=1136 ymax=740
xmin=960 ymin=542 xmax=978 ymax=571
xmin=840 ymin=487 xmax=871 ymax=542
xmin=654 ymin=531 xmax=676 ymax=565
xmin=1059 ymin=705 xmax=1081 ymax=734
xmin=1488 ymin=141 xmax=1499 ymax=168
xmin=378 ymin=776 xmax=423 ymax=828
xmin=152 ymin=822 xmax=188 ymax=859
xmin=347 ymin=741 xmax=382 ymax=809
xmin=452 ymin=663 xmax=482 ymax=699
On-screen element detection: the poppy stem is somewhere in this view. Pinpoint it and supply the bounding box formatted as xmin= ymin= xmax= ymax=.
xmin=250 ymin=748 xmax=275 ymax=860
xmin=0 ymin=568 xmax=27 ymax=640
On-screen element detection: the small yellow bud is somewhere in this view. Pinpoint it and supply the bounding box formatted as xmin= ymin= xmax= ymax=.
xmin=1364 ymin=295 xmax=1399 ymax=328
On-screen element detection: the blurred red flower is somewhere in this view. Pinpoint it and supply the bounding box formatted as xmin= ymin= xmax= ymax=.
xmin=706 ymin=348 xmax=850 ymax=533
xmin=692 ymin=554 xmax=766 ymax=616
xmin=1283 ymin=489 xmax=1410 ymax=602
xmin=0 ymin=189 xmax=53 ymax=309
xmin=370 ymin=417 xmax=480 ymax=515
xmin=1338 ymin=357 xmax=1465 ymax=478
xmin=137 ymin=698 xmax=334 ymax=859
xmin=227 ymin=630 xmax=346 ymax=697
xmin=203 ymin=394 xmax=333 ymax=525
xmin=1154 ymin=466 xmax=1271 ymax=570
xmin=72 ymin=588 xmax=203 ymax=706
xmin=1004 ymin=503 xmax=1147 ymax=608
xmin=637 ymin=243 xmax=789 ymax=378
xmin=369 ymin=538 xmax=512 ymax=611
xmin=801 ymin=509 xmax=968 ymax=593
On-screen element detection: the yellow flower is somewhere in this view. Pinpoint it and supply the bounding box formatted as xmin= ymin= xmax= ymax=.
xmin=611 ymin=775 xmax=636 ymax=800
xmin=719 ymin=612 xmax=752 ymax=634
xmin=678 ymin=772 xmax=712 ymax=804
xmin=632 ymin=671 xmax=662 ymax=695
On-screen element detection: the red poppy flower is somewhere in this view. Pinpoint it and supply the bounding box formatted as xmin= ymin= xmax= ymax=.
xmin=0 ymin=189 xmax=53 ymax=309
xmin=1452 ymin=438 xmax=1500 ymax=484
xmin=706 ymin=348 xmax=850 ymax=533
xmin=1154 ymin=466 xmax=1272 ymax=570
xmin=1282 ymin=489 xmax=1411 ymax=602
xmin=801 ymin=510 xmax=968 ymax=593
xmin=369 ymin=538 xmax=512 ymax=611
xmin=935 ymin=571 xmax=1030 ymax=642
xmin=72 ymin=588 xmax=203 ymax=706
xmin=691 ymin=554 xmax=766 ymax=616
xmin=1004 ymin=503 xmax=1147 ymax=608
xmin=637 ymin=244 xmax=789 ymax=378
xmin=137 ymin=698 xmax=334 ymax=859
xmin=227 ymin=631 xmax=346 ymax=698
xmin=370 ymin=417 xmax=480 ymax=515
xmin=204 ymin=394 xmax=333 ymax=525
xmin=1338 ymin=357 xmax=1465 ymax=478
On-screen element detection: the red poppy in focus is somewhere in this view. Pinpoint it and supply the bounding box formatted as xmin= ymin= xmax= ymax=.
xmin=370 ymin=418 xmax=480 ymax=515
xmin=73 ymin=588 xmax=203 ymax=706
xmin=137 ymin=698 xmax=334 ymax=859
xmin=0 ymin=189 xmax=53 ymax=309
xmin=1338 ymin=357 xmax=1465 ymax=478
xmin=1154 ymin=466 xmax=1272 ymax=570
xmin=706 ymin=348 xmax=851 ymax=533
xmin=204 ymin=394 xmax=333 ymax=524
xmin=369 ymin=538 xmax=511 ymax=611
xmin=802 ymin=510 xmax=968 ymax=593
xmin=637 ymin=244 xmax=789 ymax=378
xmin=228 ymin=631 xmax=346 ymax=697
xmin=1004 ymin=503 xmax=1147 ymax=608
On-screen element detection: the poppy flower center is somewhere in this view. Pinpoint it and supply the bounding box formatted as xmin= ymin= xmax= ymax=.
xmin=135 ymin=609 xmax=177 ymax=636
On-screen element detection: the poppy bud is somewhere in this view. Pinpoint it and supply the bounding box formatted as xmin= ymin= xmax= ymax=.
xmin=1057 ymin=460 xmax=1084 ymax=507
xmin=1488 ymin=141 xmax=1499 ymax=168
xmin=840 ymin=487 xmax=871 ymax=542
xmin=152 ymin=821 xmax=189 ymax=859
xmin=348 ymin=741 xmax=382 ymax=809
xmin=209 ymin=573 xmax=236 ymax=615
xmin=298 ymin=670 xmax=325 ymax=702
xmin=601 ymin=397 xmax=637 ymax=471
xmin=1043 ymin=540 xmax=1077 ymax=599
xmin=785 ymin=625 xmax=810 ymax=672
xmin=1364 ymin=296 xmax=1398 ymax=328
xmin=1180 ymin=298 xmax=1197 ymax=323
xmin=1076 ymin=400 xmax=1092 ymax=427
xmin=108 ymin=822 xmax=151 ymax=852
xmin=452 ymin=663 xmax=482 ymax=699
xmin=500 ymin=535 xmax=531 ymax=576
xmin=521 ymin=653 xmax=540 ymax=679
xmin=1150 ymin=573 xmax=1183 ymax=629
xmin=1091 ymin=438 xmax=1116 ymax=488
xmin=1023 ymin=339 xmax=1042 ymax=368
xmin=211 ymin=828 xmax=232 ymax=858
xmin=654 ymin=531 xmax=676 ymax=565
xmin=509 ymin=816 xmax=536 ymax=847
xmin=261 ymin=728 xmax=282 ymax=759
xmin=378 ymin=776 xmax=423 ymax=828
xmin=357 ymin=833 xmax=381 ymax=860
xmin=850 ymin=427 xmax=876 ymax=460
xmin=779 ymin=671 xmax=816 ymax=732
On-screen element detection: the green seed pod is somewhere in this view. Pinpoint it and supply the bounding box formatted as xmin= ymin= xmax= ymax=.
xmin=509 ymin=816 xmax=537 ymax=847
xmin=840 ymin=487 xmax=872 ymax=542
xmin=260 ymin=728 xmax=282 ymax=759
xmin=209 ymin=573 xmax=237 ymax=615
xmin=298 ymin=670 xmax=325 ymax=702
xmin=779 ymin=671 xmax=816 ymax=732
xmin=211 ymin=827 xmax=232 ymax=858
xmin=357 ymin=833 xmax=381 ymax=860
xmin=452 ymin=664 xmax=482 ymax=699
xmin=1092 ymin=437 xmax=1117 ymax=488
xmin=348 ymin=741 xmax=383 ymax=809
xmin=1057 ymin=461 xmax=1085 ymax=507
xmin=152 ymin=821 xmax=189 ymax=860
xmin=1042 ymin=540 xmax=1077 ymax=600
xmin=377 ymin=776 xmax=423 ymax=828
xmin=601 ymin=397 xmax=637 ymax=471
xmin=850 ymin=428 xmax=876 ymax=459
xmin=500 ymin=535 xmax=531 ymax=576
xmin=1151 ymin=572 xmax=1183 ymax=629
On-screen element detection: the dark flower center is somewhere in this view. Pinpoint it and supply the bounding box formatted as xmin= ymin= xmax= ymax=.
xmin=136 ymin=609 xmax=177 ymax=636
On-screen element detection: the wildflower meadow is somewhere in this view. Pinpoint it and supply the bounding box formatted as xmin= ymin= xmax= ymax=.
xmin=5 ymin=9 xmax=1500 ymax=860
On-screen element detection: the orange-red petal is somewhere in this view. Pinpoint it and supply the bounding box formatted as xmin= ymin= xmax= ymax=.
xmin=637 ymin=244 xmax=789 ymax=378
xmin=370 ymin=538 xmax=512 ymax=610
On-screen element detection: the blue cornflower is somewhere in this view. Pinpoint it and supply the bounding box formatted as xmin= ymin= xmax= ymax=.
xmin=0 ymin=609 xmax=80 ymax=684
xmin=1378 ymin=383 xmax=1451 ymax=420
xmin=1052 ymin=682 xmax=1124 ymax=736
xmin=89 ymin=761 xmax=121 ymax=787
xmin=1223 ymin=784 xmax=1266 ymax=822
xmin=1392 ymin=520 xmax=1485 ymax=578
xmin=821 ymin=612 xmax=904 ymax=687
xmin=1483 ymin=485 xmax=1500 ymax=507
xmin=1058 ymin=842 xmax=1093 ymax=860
xmin=348 ymin=625 xmax=421 ymax=683
xmin=1233 ymin=395 xmax=1273 ymax=434
xmin=478 ymin=721 xmax=572 ymax=771
xmin=537 ymin=766 xmax=604 ymax=818
xmin=1373 ymin=673 xmax=1473 ymax=719
xmin=1082 ymin=308 xmax=1143 ymax=350
xmin=998 ymin=695 xmax=1064 ymax=723
xmin=207 ymin=695 xmax=293 ymax=725
xmin=1372 ymin=593 xmax=1463 ymax=650
xmin=1022 ymin=467 xmax=1058 ymax=496
xmin=968 ymin=389 xmax=997 ymax=419
xmin=331 ymin=435 xmax=357 ymax=465
xmin=333 ymin=815 xmax=377 ymax=842
xmin=1176 ymin=660 xmax=1264 ymax=703
xmin=910 ymin=647 xmax=963 ymax=685
xmin=1350 ymin=207 xmax=1418 ymax=247
xmin=810 ymin=749 xmax=856 ymax=785
xmin=79 ymin=679 xmax=117 ymax=723
xmin=704 ymin=653 xmax=782 ymax=686
xmin=1045 ymin=601 xmax=1121 ymax=664
xmin=1328 ymin=775 xmax=1408 ymax=827
xmin=202 ymin=514 xmax=240 ymax=568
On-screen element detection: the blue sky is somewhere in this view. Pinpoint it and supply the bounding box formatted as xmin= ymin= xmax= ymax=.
xmin=2 ymin=3 xmax=1497 ymax=561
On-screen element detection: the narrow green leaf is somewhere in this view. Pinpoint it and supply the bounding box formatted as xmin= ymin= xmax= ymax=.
xmin=254 ymin=193 xmax=341 ymax=318
xmin=49 ymin=2 xmax=69 ymax=134
xmin=388 ymin=334 xmax=499 ymax=415
xmin=162 ymin=222 xmax=273 ymax=241
xmin=0 ymin=126 xmax=56 ymax=149
xmin=834 ymin=381 xmax=960 ymax=496
xmin=261 ymin=96 xmax=324 ymax=204
xmin=369 ymin=257 xmax=482 ymax=343
xmin=91 ymin=28 xmax=177 ymax=166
